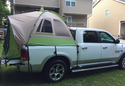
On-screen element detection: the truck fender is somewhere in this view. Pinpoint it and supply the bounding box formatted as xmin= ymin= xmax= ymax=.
xmin=38 ymin=52 xmax=73 ymax=72
xmin=117 ymin=51 xmax=125 ymax=63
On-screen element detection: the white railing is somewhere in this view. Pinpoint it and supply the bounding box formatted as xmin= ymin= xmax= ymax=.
xmin=66 ymin=22 xmax=86 ymax=27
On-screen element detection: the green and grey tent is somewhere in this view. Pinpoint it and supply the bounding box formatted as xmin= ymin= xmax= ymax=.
xmin=4 ymin=10 xmax=77 ymax=59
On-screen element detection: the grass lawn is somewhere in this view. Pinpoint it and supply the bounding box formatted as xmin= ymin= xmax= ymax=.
xmin=1 ymin=65 xmax=125 ymax=86
xmin=0 ymin=40 xmax=4 ymax=56
xmin=1 ymin=41 xmax=125 ymax=86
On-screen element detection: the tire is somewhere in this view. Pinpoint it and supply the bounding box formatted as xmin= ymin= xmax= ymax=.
xmin=119 ymin=54 xmax=125 ymax=70
xmin=44 ymin=60 xmax=68 ymax=82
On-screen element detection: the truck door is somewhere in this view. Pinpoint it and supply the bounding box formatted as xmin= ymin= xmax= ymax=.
xmin=99 ymin=31 xmax=122 ymax=63
xmin=78 ymin=31 xmax=101 ymax=65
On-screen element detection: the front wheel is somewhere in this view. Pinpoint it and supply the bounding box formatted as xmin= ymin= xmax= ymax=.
xmin=44 ymin=60 xmax=68 ymax=82
xmin=119 ymin=54 xmax=125 ymax=69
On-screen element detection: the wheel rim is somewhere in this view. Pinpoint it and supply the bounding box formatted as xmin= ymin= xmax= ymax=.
xmin=122 ymin=58 xmax=125 ymax=68
xmin=49 ymin=63 xmax=65 ymax=81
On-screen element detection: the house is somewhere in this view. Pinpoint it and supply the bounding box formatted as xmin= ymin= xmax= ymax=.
xmin=9 ymin=0 xmax=93 ymax=27
xmin=88 ymin=0 xmax=125 ymax=39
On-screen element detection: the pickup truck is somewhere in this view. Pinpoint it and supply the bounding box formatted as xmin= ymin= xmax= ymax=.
xmin=2 ymin=11 xmax=125 ymax=82
xmin=19 ymin=27 xmax=125 ymax=82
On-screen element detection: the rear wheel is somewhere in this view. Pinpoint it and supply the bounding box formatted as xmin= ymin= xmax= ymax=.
xmin=44 ymin=60 xmax=68 ymax=82
xmin=119 ymin=54 xmax=125 ymax=69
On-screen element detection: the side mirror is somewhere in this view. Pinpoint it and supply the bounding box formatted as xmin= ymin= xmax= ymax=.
xmin=115 ymin=39 xmax=120 ymax=44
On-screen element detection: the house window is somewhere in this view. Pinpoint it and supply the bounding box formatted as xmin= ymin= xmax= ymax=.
xmin=105 ymin=10 xmax=109 ymax=17
xmin=65 ymin=16 xmax=72 ymax=22
xmin=66 ymin=0 xmax=70 ymax=6
xmin=66 ymin=0 xmax=76 ymax=7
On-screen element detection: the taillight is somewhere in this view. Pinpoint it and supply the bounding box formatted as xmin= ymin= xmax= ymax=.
xmin=21 ymin=49 xmax=28 ymax=61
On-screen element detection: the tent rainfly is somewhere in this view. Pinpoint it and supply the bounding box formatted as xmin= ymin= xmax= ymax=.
xmin=3 ymin=10 xmax=77 ymax=59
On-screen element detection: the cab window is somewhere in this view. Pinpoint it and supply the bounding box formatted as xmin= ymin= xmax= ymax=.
xmin=83 ymin=31 xmax=98 ymax=43
xmin=99 ymin=32 xmax=115 ymax=43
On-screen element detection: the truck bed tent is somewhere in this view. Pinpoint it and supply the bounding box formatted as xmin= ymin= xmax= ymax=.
xmin=4 ymin=10 xmax=77 ymax=59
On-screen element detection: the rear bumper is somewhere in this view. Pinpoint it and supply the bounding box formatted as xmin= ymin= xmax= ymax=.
xmin=1 ymin=59 xmax=21 ymax=64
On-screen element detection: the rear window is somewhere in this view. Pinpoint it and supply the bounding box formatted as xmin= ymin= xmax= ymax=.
xmin=70 ymin=29 xmax=76 ymax=40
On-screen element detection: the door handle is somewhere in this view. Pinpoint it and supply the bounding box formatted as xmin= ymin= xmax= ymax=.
xmin=82 ymin=47 xmax=88 ymax=49
xmin=103 ymin=46 xmax=107 ymax=49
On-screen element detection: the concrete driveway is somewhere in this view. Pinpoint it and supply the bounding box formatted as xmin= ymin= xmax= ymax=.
xmin=120 ymin=39 xmax=125 ymax=42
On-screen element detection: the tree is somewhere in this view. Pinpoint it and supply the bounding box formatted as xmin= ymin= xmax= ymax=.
xmin=0 ymin=0 xmax=10 ymax=26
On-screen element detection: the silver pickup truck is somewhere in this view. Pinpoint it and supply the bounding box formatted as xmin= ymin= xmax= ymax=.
xmin=20 ymin=27 xmax=125 ymax=82
xmin=2 ymin=11 xmax=125 ymax=82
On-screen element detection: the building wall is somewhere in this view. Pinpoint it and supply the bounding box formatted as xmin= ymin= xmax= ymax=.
xmin=62 ymin=0 xmax=92 ymax=15
xmin=14 ymin=0 xmax=59 ymax=8
xmin=11 ymin=0 xmax=92 ymax=27
xmin=13 ymin=0 xmax=92 ymax=15
xmin=88 ymin=0 xmax=125 ymax=38
xmin=14 ymin=6 xmax=59 ymax=14
xmin=14 ymin=6 xmax=39 ymax=14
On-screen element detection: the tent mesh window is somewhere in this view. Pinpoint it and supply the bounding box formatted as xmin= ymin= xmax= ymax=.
xmin=41 ymin=20 xmax=53 ymax=33
xmin=54 ymin=19 xmax=70 ymax=37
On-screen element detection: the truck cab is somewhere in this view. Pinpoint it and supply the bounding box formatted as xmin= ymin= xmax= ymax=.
xmin=70 ymin=27 xmax=124 ymax=69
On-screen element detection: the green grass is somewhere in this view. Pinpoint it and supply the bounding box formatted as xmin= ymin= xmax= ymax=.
xmin=0 ymin=40 xmax=4 ymax=56
xmin=1 ymin=41 xmax=125 ymax=86
xmin=0 ymin=64 xmax=125 ymax=86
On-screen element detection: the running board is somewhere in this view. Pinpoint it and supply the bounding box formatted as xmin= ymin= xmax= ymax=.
xmin=72 ymin=64 xmax=118 ymax=72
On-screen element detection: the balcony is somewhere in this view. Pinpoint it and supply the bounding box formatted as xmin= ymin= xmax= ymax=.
xmin=66 ymin=22 xmax=86 ymax=27
xmin=14 ymin=0 xmax=60 ymax=8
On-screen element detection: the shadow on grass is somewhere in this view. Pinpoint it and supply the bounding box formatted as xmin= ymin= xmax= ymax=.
xmin=0 ymin=70 xmax=46 ymax=85
xmin=0 ymin=65 xmax=118 ymax=85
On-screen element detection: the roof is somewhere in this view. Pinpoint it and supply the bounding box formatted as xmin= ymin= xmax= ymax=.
xmin=93 ymin=0 xmax=101 ymax=8
xmin=93 ymin=0 xmax=125 ymax=8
